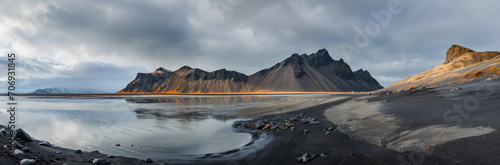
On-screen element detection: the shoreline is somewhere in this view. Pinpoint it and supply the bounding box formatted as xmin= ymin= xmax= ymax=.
xmin=15 ymin=91 xmax=369 ymax=97
xmin=3 ymin=86 xmax=499 ymax=164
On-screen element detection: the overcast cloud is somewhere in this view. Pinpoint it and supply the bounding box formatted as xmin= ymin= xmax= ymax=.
xmin=1 ymin=0 xmax=499 ymax=92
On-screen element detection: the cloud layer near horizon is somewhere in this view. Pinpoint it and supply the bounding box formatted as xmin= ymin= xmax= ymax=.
xmin=1 ymin=0 xmax=499 ymax=92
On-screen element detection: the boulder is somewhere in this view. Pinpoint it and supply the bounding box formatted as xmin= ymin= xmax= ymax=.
xmin=92 ymin=158 xmax=107 ymax=165
xmin=15 ymin=129 xmax=33 ymax=142
xmin=13 ymin=149 xmax=24 ymax=156
xmin=39 ymin=141 xmax=52 ymax=147
xmin=20 ymin=159 xmax=36 ymax=165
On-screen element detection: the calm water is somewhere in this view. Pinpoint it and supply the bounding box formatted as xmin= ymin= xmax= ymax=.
xmin=0 ymin=95 xmax=282 ymax=159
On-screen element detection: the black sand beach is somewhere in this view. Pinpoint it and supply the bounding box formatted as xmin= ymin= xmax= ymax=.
xmin=1 ymin=80 xmax=500 ymax=165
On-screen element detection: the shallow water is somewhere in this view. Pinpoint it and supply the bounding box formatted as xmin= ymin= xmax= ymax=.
xmin=0 ymin=95 xmax=282 ymax=159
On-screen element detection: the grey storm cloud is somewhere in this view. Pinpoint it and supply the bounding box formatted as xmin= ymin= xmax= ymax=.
xmin=1 ymin=0 xmax=500 ymax=92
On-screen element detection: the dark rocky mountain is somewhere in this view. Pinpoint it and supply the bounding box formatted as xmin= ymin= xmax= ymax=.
xmin=118 ymin=49 xmax=383 ymax=94
xmin=119 ymin=66 xmax=248 ymax=94
xmin=244 ymin=49 xmax=382 ymax=92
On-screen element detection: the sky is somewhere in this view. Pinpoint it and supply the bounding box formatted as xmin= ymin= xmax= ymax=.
xmin=1 ymin=0 xmax=499 ymax=93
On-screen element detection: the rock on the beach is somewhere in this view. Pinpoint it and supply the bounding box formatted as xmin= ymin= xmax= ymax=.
xmin=327 ymin=127 xmax=334 ymax=131
xmin=76 ymin=149 xmax=83 ymax=153
xmin=303 ymin=129 xmax=309 ymax=135
xmin=13 ymin=149 xmax=25 ymax=156
xmin=15 ymin=129 xmax=33 ymax=142
xmin=22 ymin=147 xmax=31 ymax=153
xmin=39 ymin=141 xmax=52 ymax=147
xmin=296 ymin=153 xmax=316 ymax=163
xmin=325 ymin=131 xmax=331 ymax=135
xmin=144 ymin=158 xmax=153 ymax=163
xmin=262 ymin=124 xmax=271 ymax=130
xmin=302 ymin=117 xmax=320 ymax=124
xmin=92 ymin=158 xmax=107 ymax=165
xmin=115 ymin=143 xmax=121 ymax=146
xmin=20 ymin=159 xmax=36 ymax=165
xmin=14 ymin=141 xmax=22 ymax=148
xmin=0 ymin=128 xmax=8 ymax=134
xmin=255 ymin=121 xmax=267 ymax=129
xmin=290 ymin=127 xmax=295 ymax=131
xmin=309 ymin=121 xmax=321 ymax=125
xmin=107 ymin=155 xmax=116 ymax=158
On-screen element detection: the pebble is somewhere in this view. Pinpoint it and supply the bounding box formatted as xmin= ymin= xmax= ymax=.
xmin=327 ymin=127 xmax=334 ymax=131
xmin=290 ymin=127 xmax=295 ymax=131
xmin=325 ymin=131 xmax=331 ymax=135
xmin=115 ymin=143 xmax=121 ymax=147
xmin=144 ymin=158 xmax=153 ymax=163
xmin=107 ymin=155 xmax=116 ymax=158
xmin=302 ymin=117 xmax=321 ymax=125
xmin=303 ymin=129 xmax=309 ymax=135
xmin=309 ymin=121 xmax=321 ymax=125
xmin=13 ymin=149 xmax=25 ymax=156
xmin=92 ymin=158 xmax=107 ymax=165
xmin=39 ymin=141 xmax=53 ymax=147
xmin=255 ymin=121 xmax=267 ymax=129
xmin=296 ymin=153 xmax=316 ymax=163
xmin=75 ymin=149 xmax=83 ymax=153
xmin=20 ymin=159 xmax=36 ymax=165
xmin=22 ymin=147 xmax=31 ymax=153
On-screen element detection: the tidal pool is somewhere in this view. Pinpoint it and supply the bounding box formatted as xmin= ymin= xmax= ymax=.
xmin=0 ymin=95 xmax=281 ymax=160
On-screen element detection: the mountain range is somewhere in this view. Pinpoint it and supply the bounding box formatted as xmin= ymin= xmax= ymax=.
xmin=117 ymin=49 xmax=383 ymax=94
xmin=30 ymin=87 xmax=111 ymax=94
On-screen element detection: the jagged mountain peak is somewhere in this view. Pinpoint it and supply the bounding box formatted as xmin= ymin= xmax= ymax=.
xmin=155 ymin=67 xmax=172 ymax=73
xmin=445 ymin=44 xmax=475 ymax=64
xmin=303 ymin=49 xmax=335 ymax=68
xmin=177 ymin=65 xmax=193 ymax=71
xmin=282 ymin=53 xmax=305 ymax=66
xmin=353 ymin=69 xmax=380 ymax=85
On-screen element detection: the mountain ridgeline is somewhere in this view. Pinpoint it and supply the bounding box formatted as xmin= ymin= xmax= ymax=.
xmin=118 ymin=49 xmax=383 ymax=94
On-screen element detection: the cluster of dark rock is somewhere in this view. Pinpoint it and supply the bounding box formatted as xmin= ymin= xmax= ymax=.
xmin=233 ymin=112 xmax=339 ymax=163
xmin=233 ymin=112 xmax=324 ymax=132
